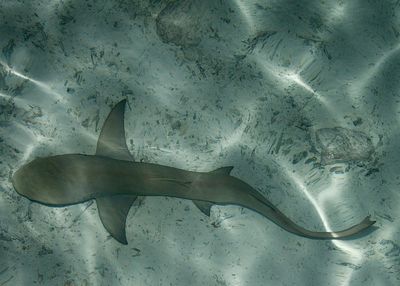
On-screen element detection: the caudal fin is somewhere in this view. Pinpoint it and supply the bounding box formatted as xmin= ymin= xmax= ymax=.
xmin=292 ymin=215 xmax=376 ymax=239
xmin=239 ymin=188 xmax=376 ymax=239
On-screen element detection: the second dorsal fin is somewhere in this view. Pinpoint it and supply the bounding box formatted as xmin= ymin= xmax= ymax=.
xmin=96 ymin=99 xmax=134 ymax=161
xmin=210 ymin=166 xmax=233 ymax=175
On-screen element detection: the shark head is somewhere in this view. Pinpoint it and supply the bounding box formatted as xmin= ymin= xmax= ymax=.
xmin=11 ymin=99 xmax=138 ymax=244
xmin=12 ymin=157 xmax=50 ymax=203
xmin=12 ymin=155 xmax=89 ymax=206
xmin=12 ymin=99 xmax=131 ymax=208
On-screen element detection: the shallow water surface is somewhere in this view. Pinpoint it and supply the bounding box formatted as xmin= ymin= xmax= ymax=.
xmin=0 ymin=0 xmax=399 ymax=285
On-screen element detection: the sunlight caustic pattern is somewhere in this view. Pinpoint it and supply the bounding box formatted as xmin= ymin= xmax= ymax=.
xmin=326 ymin=2 xmax=348 ymax=25
xmin=0 ymin=91 xmax=12 ymax=99
xmin=0 ymin=60 xmax=67 ymax=103
xmin=232 ymin=0 xmax=256 ymax=34
xmin=348 ymin=42 xmax=400 ymax=99
xmin=280 ymin=163 xmax=367 ymax=286
xmin=217 ymin=101 xmax=257 ymax=152
xmin=1 ymin=0 xmax=396 ymax=284
xmin=10 ymin=121 xmax=46 ymax=165
xmin=256 ymin=58 xmax=332 ymax=111
xmin=347 ymin=43 xmax=400 ymax=126
xmin=232 ymin=0 xmax=333 ymax=113
xmin=0 ymin=58 xmax=103 ymax=157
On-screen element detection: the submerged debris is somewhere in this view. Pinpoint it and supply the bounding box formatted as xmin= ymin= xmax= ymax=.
xmin=315 ymin=127 xmax=374 ymax=165
xmin=156 ymin=0 xmax=203 ymax=48
xmin=38 ymin=245 xmax=53 ymax=256
xmin=380 ymin=240 xmax=400 ymax=258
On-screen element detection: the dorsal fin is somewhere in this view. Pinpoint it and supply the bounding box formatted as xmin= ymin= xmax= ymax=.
xmin=96 ymin=195 xmax=137 ymax=245
xmin=96 ymin=99 xmax=134 ymax=161
xmin=210 ymin=166 xmax=233 ymax=175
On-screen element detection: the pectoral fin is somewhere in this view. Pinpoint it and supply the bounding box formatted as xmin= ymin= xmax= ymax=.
xmin=96 ymin=195 xmax=137 ymax=244
xmin=192 ymin=200 xmax=213 ymax=216
xmin=96 ymin=99 xmax=134 ymax=161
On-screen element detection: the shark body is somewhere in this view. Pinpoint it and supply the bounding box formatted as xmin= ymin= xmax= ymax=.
xmin=12 ymin=100 xmax=375 ymax=244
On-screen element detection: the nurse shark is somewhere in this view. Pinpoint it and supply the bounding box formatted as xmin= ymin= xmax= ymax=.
xmin=12 ymin=99 xmax=376 ymax=244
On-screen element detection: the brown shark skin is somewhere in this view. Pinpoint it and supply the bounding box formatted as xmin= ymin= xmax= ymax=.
xmin=11 ymin=100 xmax=376 ymax=243
xmin=12 ymin=154 xmax=375 ymax=240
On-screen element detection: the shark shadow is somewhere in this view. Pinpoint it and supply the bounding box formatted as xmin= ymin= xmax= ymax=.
xmin=12 ymin=99 xmax=376 ymax=244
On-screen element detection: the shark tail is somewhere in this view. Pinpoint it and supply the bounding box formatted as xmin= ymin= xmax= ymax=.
xmin=240 ymin=189 xmax=376 ymax=239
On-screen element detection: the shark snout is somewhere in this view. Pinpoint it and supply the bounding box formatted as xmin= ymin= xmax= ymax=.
xmin=11 ymin=166 xmax=28 ymax=197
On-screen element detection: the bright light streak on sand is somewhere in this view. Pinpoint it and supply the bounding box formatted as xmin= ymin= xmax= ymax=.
xmin=257 ymin=60 xmax=331 ymax=109
xmin=327 ymin=3 xmax=347 ymax=24
xmin=283 ymin=71 xmax=331 ymax=107
xmin=11 ymin=122 xmax=47 ymax=164
xmin=233 ymin=0 xmax=256 ymax=33
xmin=283 ymin=168 xmax=363 ymax=257
xmin=0 ymin=61 xmax=67 ymax=103
xmin=0 ymin=91 xmax=12 ymax=99
xmin=349 ymin=43 xmax=400 ymax=105
xmin=285 ymin=72 xmax=316 ymax=94
xmin=282 ymin=168 xmax=367 ymax=286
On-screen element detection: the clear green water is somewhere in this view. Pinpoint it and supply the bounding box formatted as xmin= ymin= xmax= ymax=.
xmin=0 ymin=0 xmax=399 ymax=285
